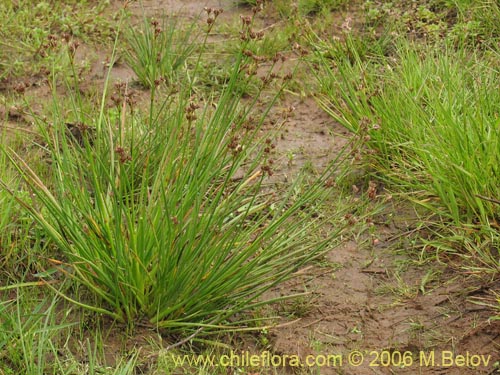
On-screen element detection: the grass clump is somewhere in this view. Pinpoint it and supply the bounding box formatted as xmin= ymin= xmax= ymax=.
xmin=316 ymin=35 xmax=500 ymax=270
xmin=124 ymin=14 xmax=198 ymax=88
xmin=2 ymin=15 xmax=343 ymax=339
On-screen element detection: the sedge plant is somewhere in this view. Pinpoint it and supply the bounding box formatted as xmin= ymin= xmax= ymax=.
xmin=124 ymin=12 xmax=197 ymax=88
xmin=1 ymin=13 xmax=345 ymax=338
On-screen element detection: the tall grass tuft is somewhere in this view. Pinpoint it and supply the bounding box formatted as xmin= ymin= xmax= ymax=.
xmin=315 ymin=36 xmax=500 ymax=271
xmin=124 ymin=13 xmax=197 ymax=88
xmin=2 ymin=23 xmax=343 ymax=336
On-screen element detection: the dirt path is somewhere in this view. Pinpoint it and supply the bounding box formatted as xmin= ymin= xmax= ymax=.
xmin=267 ymin=238 xmax=499 ymax=374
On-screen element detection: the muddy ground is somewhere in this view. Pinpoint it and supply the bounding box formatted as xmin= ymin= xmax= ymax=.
xmin=2 ymin=0 xmax=499 ymax=374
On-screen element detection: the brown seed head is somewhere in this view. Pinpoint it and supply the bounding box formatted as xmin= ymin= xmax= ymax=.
xmin=240 ymin=15 xmax=252 ymax=26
